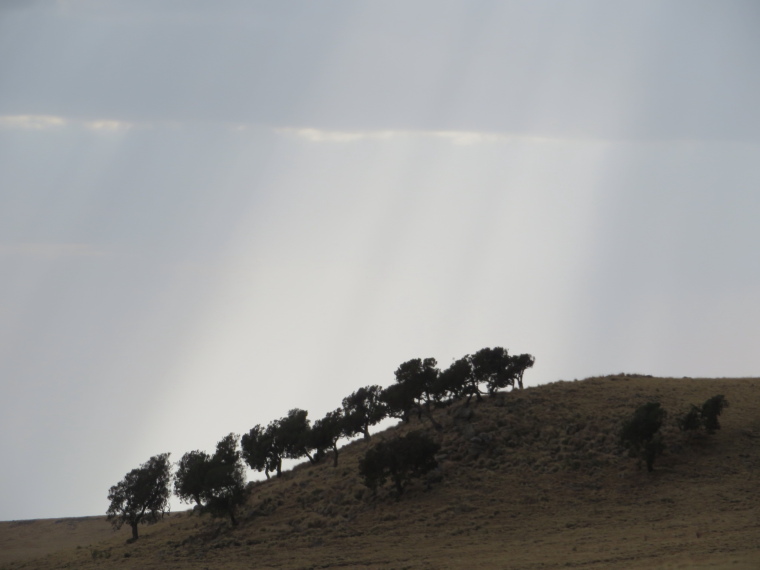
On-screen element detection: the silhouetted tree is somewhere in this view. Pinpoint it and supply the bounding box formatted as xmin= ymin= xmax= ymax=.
xmin=511 ymin=353 xmax=535 ymax=390
xmin=201 ymin=433 xmax=247 ymax=526
xmin=620 ymin=402 xmax=666 ymax=472
xmin=388 ymin=358 xmax=442 ymax=428
xmin=276 ymin=408 xmax=316 ymax=463
xmin=308 ymin=408 xmax=346 ymax=467
xmin=106 ymin=453 xmax=172 ymax=542
xmin=241 ymin=422 xmax=285 ymax=478
xmin=380 ymin=382 xmax=415 ymax=422
xmin=174 ymin=450 xmax=211 ymax=508
xmin=359 ymin=432 xmax=440 ymax=496
xmin=342 ymin=385 xmax=387 ymax=440
xmin=470 ymin=347 xmax=534 ymax=395
xmin=436 ymin=357 xmax=473 ymax=401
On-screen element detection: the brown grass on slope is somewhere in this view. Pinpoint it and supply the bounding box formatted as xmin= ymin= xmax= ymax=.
xmin=2 ymin=375 xmax=759 ymax=569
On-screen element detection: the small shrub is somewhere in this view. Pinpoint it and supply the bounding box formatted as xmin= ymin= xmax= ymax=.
xmin=91 ymin=549 xmax=111 ymax=560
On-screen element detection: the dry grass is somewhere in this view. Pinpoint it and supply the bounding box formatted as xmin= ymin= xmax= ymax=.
xmin=2 ymin=375 xmax=759 ymax=569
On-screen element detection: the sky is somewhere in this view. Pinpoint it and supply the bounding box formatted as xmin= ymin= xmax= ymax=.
xmin=1 ymin=0 xmax=759 ymax=521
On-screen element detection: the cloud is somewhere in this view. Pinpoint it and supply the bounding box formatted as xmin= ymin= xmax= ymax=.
xmin=275 ymin=128 xmax=397 ymax=143
xmin=0 ymin=243 xmax=106 ymax=258
xmin=0 ymin=115 xmax=67 ymax=130
xmin=84 ymin=119 xmax=133 ymax=132
xmin=275 ymin=127 xmax=566 ymax=145
xmin=0 ymin=115 xmax=136 ymax=132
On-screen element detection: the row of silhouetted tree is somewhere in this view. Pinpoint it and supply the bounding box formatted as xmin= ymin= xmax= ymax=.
xmin=106 ymin=347 xmax=535 ymax=539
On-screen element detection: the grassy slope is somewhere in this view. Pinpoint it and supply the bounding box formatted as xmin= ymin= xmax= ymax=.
xmin=2 ymin=375 xmax=759 ymax=569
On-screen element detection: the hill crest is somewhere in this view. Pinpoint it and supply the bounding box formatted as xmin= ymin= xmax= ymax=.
xmin=2 ymin=375 xmax=759 ymax=569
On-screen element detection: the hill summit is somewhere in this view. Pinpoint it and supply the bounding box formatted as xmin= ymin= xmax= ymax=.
xmin=2 ymin=375 xmax=759 ymax=569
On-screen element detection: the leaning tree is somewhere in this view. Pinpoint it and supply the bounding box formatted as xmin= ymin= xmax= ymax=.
xmin=106 ymin=453 xmax=172 ymax=542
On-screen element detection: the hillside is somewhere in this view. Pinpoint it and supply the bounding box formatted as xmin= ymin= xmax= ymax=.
xmin=2 ymin=375 xmax=759 ymax=569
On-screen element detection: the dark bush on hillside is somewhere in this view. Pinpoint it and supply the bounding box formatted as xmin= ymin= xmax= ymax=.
xmin=677 ymin=394 xmax=729 ymax=435
xmin=620 ymin=402 xmax=666 ymax=472
xmin=677 ymin=406 xmax=703 ymax=432
xmin=701 ymin=394 xmax=728 ymax=434
xmin=359 ymin=431 xmax=440 ymax=497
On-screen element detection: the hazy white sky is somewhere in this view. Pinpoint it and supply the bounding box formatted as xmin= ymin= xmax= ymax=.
xmin=1 ymin=0 xmax=759 ymax=520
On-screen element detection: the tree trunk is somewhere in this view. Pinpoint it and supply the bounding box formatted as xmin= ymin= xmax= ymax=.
xmin=131 ymin=523 xmax=139 ymax=541
xmin=332 ymin=445 xmax=339 ymax=467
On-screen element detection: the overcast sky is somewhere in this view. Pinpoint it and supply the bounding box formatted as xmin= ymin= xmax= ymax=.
xmin=1 ymin=0 xmax=759 ymax=521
